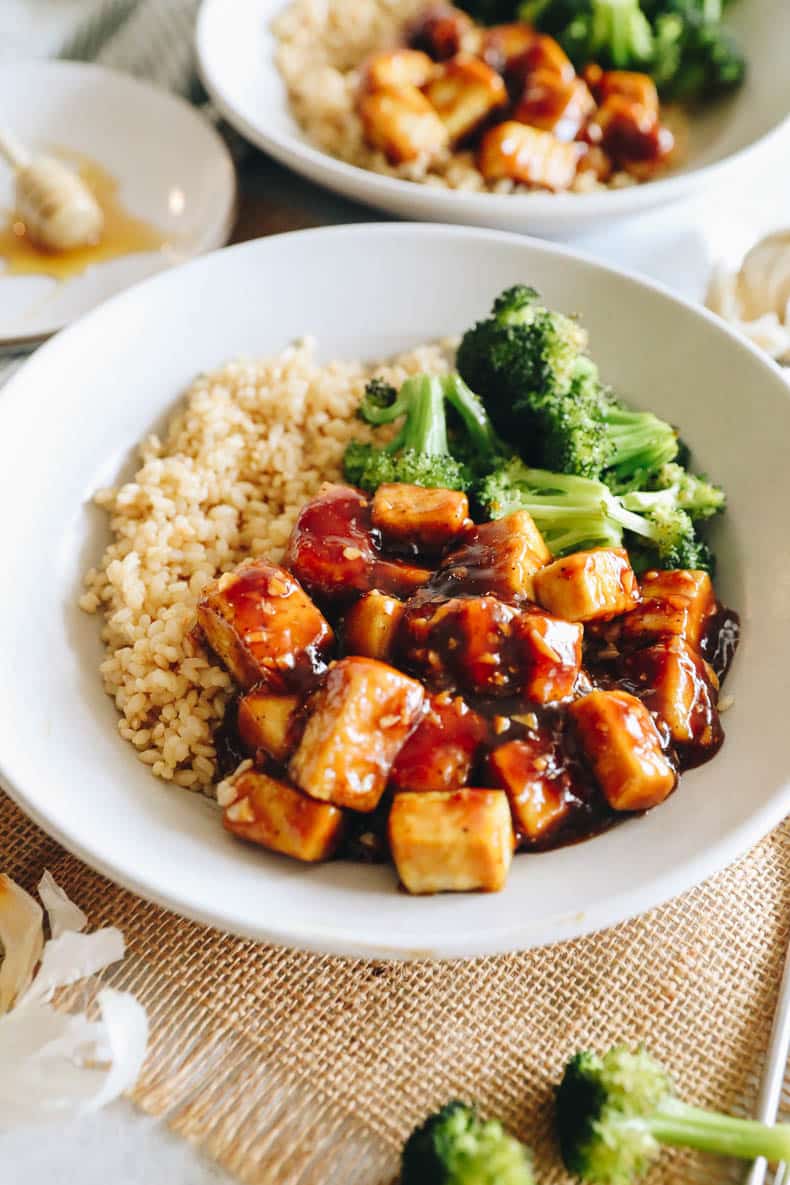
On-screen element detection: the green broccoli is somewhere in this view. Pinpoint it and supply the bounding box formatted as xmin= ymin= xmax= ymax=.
xmin=478 ymin=458 xmax=626 ymax=553
xmin=477 ymin=457 xmax=716 ymax=570
xmin=646 ymin=0 xmax=745 ymax=99
xmin=459 ymin=289 xmax=683 ymax=485
xmin=601 ymin=401 xmax=679 ymax=487
xmin=512 ymin=0 xmax=744 ymax=102
xmin=456 ymin=285 xmax=588 ymax=438
xmin=402 ymin=1100 xmax=535 ymax=1185
xmin=622 ymin=462 xmax=725 ymax=519
xmin=556 ymin=1046 xmax=790 ymax=1184
xmin=343 ymin=372 xmax=505 ymax=495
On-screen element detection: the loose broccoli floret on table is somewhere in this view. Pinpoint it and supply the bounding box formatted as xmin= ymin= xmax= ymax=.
xmin=402 ymin=1100 xmax=535 ymax=1185
xmin=557 ymin=1046 xmax=790 ymax=1184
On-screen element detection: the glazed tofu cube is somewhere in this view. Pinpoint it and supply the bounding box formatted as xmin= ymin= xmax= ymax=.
xmin=480 ymin=22 xmax=537 ymax=74
xmin=390 ymin=694 xmax=487 ymax=792
xmin=358 ymin=85 xmax=449 ymax=163
xmin=623 ymin=638 xmax=722 ymax=751
xmin=512 ymin=605 xmax=583 ymax=702
xmin=371 ymin=483 xmax=470 ymax=550
xmin=197 ymin=559 xmax=334 ymax=691
xmin=489 ymin=736 xmax=571 ymax=843
xmin=598 ymin=70 xmax=659 ymax=116
xmin=478 ymin=121 xmax=583 ymax=192
xmin=372 ymin=557 xmax=433 ymax=597
xmin=363 ymin=49 xmax=435 ymax=91
xmin=508 ymin=33 xmax=576 ymax=84
xmin=533 ymin=548 xmax=639 ymax=623
xmin=389 ymin=789 xmax=513 ymax=893
xmin=289 ymin=657 xmax=425 ymax=811
xmin=622 ymin=569 xmax=716 ymax=650
xmin=400 ymin=594 xmax=518 ymax=694
xmin=513 ymin=71 xmax=595 ymax=141
xmin=284 ymin=484 xmax=377 ymax=606
xmin=592 ymin=96 xmax=674 ymax=177
xmin=439 ymin=510 xmax=550 ymax=600
xmin=343 ymin=590 xmax=404 ymax=661
xmin=237 ymin=691 xmax=301 ymax=761
xmin=406 ymin=4 xmax=476 ymax=62
xmin=423 ymin=56 xmax=507 ymax=145
xmin=220 ymin=768 xmax=344 ymax=862
xmin=570 ymin=690 xmax=676 ymax=811
xmin=400 ymin=594 xmax=580 ymax=700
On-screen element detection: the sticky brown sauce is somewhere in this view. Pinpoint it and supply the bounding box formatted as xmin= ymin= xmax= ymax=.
xmin=0 ymin=151 xmax=171 ymax=282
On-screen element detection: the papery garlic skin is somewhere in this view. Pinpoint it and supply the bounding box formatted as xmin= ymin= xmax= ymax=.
xmin=0 ymin=872 xmax=148 ymax=1128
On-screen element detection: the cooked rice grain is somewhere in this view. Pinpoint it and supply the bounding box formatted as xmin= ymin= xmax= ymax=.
xmin=81 ymin=339 xmax=452 ymax=793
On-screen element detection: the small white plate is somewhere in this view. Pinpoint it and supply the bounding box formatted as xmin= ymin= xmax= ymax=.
xmin=197 ymin=0 xmax=790 ymax=238
xmin=0 ymin=223 xmax=788 ymax=960
xmin=0 ymin=61 xmax=236 ymax=345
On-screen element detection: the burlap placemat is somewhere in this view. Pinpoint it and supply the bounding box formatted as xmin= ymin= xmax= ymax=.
xmin=2 ymin=786 xmax=789 ymax=1184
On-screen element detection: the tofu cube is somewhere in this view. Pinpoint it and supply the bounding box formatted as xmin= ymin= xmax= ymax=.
xmin=423 ymin=56 xmax=507 ymax=145
xmin=622 ymin=569 xmax=716 ymax=650
xmin=358 ymin=84 xmax=449 ymax=164
xmin=512 ymin=606 xmax=583 ymax=703
xmin=400 ymin=594 xmax=580 ymax=699
xmin=237 ymin=691 xmax=301 ymax=761
xmin=289 ymin=657 xmax=425 ymax=811
xmin=439 ymin=510 xmax=550 ymax=600
xmin=489 ymin=737 xmax=571 ymax=843
xmin=221 ymin=768 xmax=344 ymax=862
xmin=343 ymin=590 xmax=404 ymax=661
xmin=570 ymin=689 xmax=676 ymax=811
xmin=598 ymin=70 xmax=659 ymax=116
xmin=478 ymin=121 xmax=583 ymax=192
xmin=533 ymin=547 xmax=639 ymax=623
xmin=390 ymin=694 xmax=487 ymax=792
xmin=372 ymin=557 xmax=433 ymax=597
xmin=197 ymin=559 xmax=334 ymax=691
xmin=284 ymin=484 xmax=377 ymax=606
xmin=508 ymin=33 xmax=576 ymax=85
xmin=480 ymin=22 xmax=537 ymax=74
xmin=406 ymin=3 xmax=476 ymax=62
xmin=513 ymin=71 xmax=595 ymax=141
xmin=389 ymin=789 xmax=513 ymax=893
xmin=592 ymin=96 xmax=673 ymax=177
xmin=623 ymin=638 xmax=721 ymax=751
xmin=362 ymin=49 xmax=435 ymax=91
xmin=371 ymin=483 xmax=470 ymax=550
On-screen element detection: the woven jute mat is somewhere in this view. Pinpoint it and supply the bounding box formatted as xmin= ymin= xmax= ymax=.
xmin=2 ymin=786 xmax=789 ymax=1184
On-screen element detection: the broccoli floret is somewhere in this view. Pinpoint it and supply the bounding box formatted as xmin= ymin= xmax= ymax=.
xmin=402 ymin=1100 xmax=535 ymax=1185
xmin=343 ymin=372 xmax=504 ymax=494
xmin=637 ymin=461 xmax=726 ymax=519
xmin=647 ymin=0 xmax=745 ymax=99
xmin=556 ymin=1046 xmax=790 ymax=1183
xmin=569 ymin=0 xmax=655 ymax=68
xmin=477 ymin=457 xmax=626 ymax=554
xmin=457 ymin=285 xmax=588 ymax=437
xmin=601 ymin=402 xmax=679 ymax=488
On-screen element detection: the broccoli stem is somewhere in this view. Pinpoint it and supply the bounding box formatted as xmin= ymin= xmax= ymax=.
xmin=646 ymin=1100 xmax=790 ymax=1162
xmin=399 ymin=375 xmax=450 ymax=457
xmin=443 ymin=373 xmax=506 ymax=459
xmin=602 ymin=404 xmax=678 ymax=478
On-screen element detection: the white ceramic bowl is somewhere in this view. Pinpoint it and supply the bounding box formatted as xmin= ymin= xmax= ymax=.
xmin=0 ymin=223 xmax=788 ymax=959
xmin=196 ymin=0 xmax=790 ymax=238
xmin=0 ymin=61 xmax=236 ymax=346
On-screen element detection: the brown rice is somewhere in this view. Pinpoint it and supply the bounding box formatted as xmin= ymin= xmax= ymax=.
xmin=80 ymin=339 xmax=453 ymax=794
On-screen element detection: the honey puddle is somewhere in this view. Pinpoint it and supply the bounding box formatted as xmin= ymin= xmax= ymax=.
xmin=0 ymin=152 xmax=171 ymax=281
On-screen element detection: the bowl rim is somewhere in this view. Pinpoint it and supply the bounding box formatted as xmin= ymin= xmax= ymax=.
xmin=195 ymin=0 xmax=790 ymax=224
xmin=2 ymin=220 xmax=789 ymax=960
